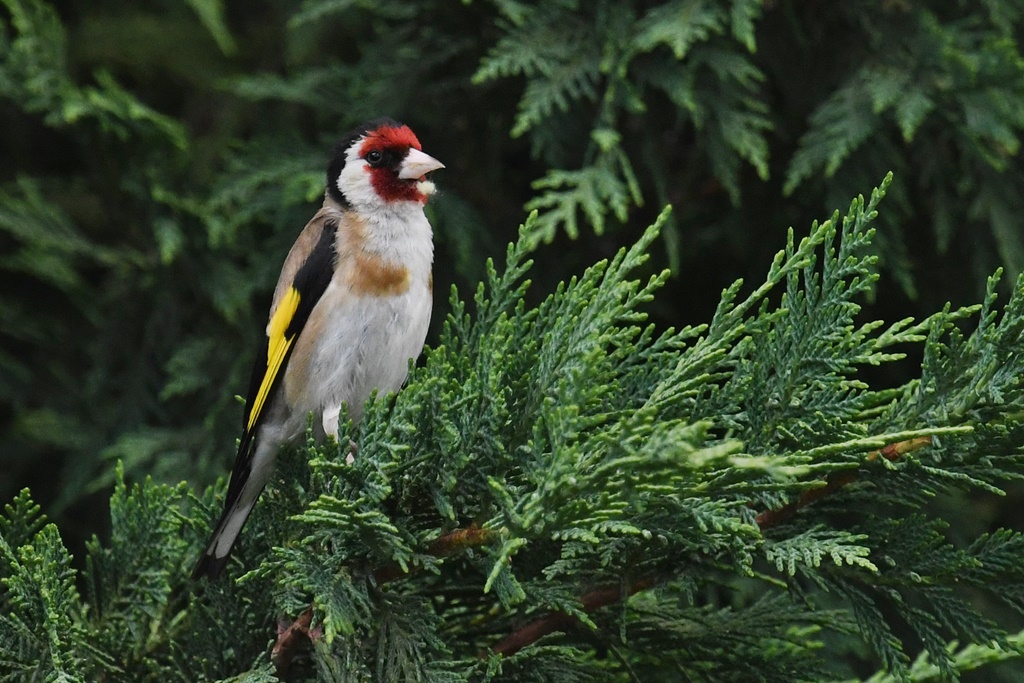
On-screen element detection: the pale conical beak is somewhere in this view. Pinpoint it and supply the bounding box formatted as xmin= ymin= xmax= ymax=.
xmin=399 ymin=148 xmax=445 ymax=179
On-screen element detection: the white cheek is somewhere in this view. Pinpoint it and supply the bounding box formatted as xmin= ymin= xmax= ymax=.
xmin=338 ymin=159 xmax=380 ymax=208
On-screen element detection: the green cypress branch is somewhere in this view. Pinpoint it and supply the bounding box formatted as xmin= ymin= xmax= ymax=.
xmin=485 ymin=431 xmax=954 ymax=662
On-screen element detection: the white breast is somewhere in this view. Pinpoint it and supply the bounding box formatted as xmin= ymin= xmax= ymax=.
xmin=282 ymin=203 xmax=433 ymax=438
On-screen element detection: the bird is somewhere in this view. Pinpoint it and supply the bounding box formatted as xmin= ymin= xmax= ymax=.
xmin=192 ymin=117 xmax=444 ymax=580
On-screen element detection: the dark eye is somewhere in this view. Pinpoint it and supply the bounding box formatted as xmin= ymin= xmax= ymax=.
xmin=365 ymin=150 xmax=384 ymax=166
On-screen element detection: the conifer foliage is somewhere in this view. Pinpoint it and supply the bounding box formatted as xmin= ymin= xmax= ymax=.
xmin=4 ymin=177 xmax=1024 ymax=681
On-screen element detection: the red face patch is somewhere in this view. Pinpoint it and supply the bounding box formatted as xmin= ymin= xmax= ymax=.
xmin=369 ymin=170 xmax=425 ymax=203
xmin=359 ymin=124 xmax=428 ymax=204
xmin=358 ymin=124 xmax=422 ymax=157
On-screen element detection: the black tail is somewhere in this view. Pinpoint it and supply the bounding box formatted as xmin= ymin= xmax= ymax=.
xmin=191 ymin=480 xmax=261 ymax=581
xmin=191 ymin=550 xmax=232 ymax=581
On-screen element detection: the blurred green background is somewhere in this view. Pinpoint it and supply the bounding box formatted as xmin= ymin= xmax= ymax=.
xmin=2 ymin=0 xmax=1023 ymax=568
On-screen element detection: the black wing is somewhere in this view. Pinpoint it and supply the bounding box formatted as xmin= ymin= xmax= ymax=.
xmin=227 ymin=217 xmax=337 ymax=502
xmin=191 ymin=218 xmax=337 ymax=580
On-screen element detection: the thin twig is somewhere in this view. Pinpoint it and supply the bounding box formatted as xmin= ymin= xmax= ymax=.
xmin=374 ymin=526 xmax=499 ymax=584
xmin=755 ymin=435 xmax=932 ymax=529
xmin=490 ymin=577 xmax=656 ymax=657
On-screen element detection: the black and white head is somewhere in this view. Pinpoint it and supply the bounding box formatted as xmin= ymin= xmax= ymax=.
xmin=327 ymin=117 xmax=444 ymax=212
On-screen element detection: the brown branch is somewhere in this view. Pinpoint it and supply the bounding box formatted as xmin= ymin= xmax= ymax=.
xmin=755 ymin=435 xmax=933 ymax=529
xmin=754 ymin=472 xmax=859 ymax=530
xmin=870 ymin=435 xmax=934 ymax=462
xmin=373 ymin=526 xmax=499 ymax=584
xmin=488 ymin=435 xmax=934 ymax=658
xmin=490 ymin=577 xmax=656 ymax=657
xmin=426 ymin=525 xmax=500 ymax=557
xmin=271 ymin=606 xmax=314 ymax=676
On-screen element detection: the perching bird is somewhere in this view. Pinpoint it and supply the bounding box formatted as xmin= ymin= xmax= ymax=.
xmin=192 ymin=118 xmax=444 ymax=580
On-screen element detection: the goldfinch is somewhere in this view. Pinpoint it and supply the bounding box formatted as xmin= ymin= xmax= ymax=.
xmin=192 ymin=118 xmax=444 ymax=580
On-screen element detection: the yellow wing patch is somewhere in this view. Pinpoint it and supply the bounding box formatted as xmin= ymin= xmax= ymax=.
xmin=247 ymin=287 xmax=301 ymax=432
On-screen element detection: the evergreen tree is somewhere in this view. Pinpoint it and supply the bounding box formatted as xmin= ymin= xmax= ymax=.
xmin=4 ymin=178 xmax=1024 ymax=681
